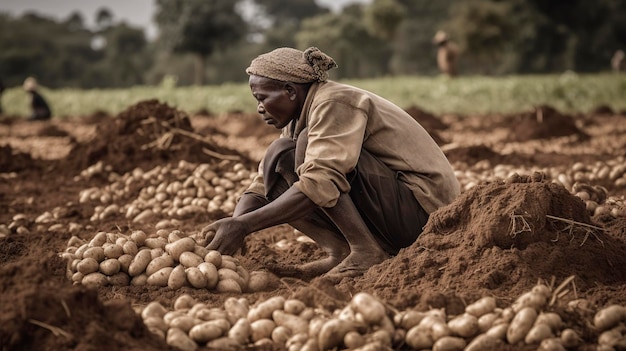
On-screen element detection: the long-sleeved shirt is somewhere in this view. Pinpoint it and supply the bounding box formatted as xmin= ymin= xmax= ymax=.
xmin=246 ymin=80 xmax=460 ymax=214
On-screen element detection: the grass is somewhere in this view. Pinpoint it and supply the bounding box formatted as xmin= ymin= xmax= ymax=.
xmin=2 ymin=72 xmax=625 ymax=118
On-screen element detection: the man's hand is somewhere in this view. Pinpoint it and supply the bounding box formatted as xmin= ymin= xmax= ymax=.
xmin=201 ymin=217 xmax=249 ymax=256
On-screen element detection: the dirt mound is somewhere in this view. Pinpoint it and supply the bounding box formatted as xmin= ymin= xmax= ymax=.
xmin=347 ymin=175 xmax=626 ymax=312
xmin=506 ymin=105 xmax=589 ymax=142
xmin=64 ymin=99 xmax=249 ymax=175
xmin=404 ymin=105 xmax=448 ymax=131
xmin=0 ymin=145 xmax=42 ymax=173
xmin=444 ymin=144 xmax=504 ymax=165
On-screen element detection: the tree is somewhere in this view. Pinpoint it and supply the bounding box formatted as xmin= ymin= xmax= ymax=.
xmin=95 ymin=7 xmax=114 ymax=31
xmin=364 ymin=0 xmax=406 ymax=41
xmin=155 ymin=0 xmax=247 ymax=85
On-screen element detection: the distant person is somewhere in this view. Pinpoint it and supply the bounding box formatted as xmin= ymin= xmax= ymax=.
xmin=432 ymin=30 xmax=459 ymax=77
xmin=23 ymin=77 xmax=52 ymax=121
xmin=611 ymin=50 xmax=624 ymax=73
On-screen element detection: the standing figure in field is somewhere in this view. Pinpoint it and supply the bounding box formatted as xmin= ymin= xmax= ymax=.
xmin=23 ymin=77 xmax=52 ymax=121
xmin=201 ymin=47 xmax=460 ymax=280
xmin=433 ymin=30 xmax=460 ymax=77
xmin=611 ymin=50 xmax=624 ymax=73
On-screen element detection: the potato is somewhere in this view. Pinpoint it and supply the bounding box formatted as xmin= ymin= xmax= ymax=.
xmin=273 ymin=310 xmax=309 ymax=334
xmin=432 ymin=336 xmax=467 ymax=351
xmin=594 ymin=304 xmax=626 ymax=331
xmin=405 ymin=325 xmax=434 ymax=350
xmin=99 ymin=258 xmax=121 ymax=276
xmin=397 ymin=310 xmax=427 ymax=329
xmin=168 ymin=265 xmax=187 ymax=290
xmin=142 ymin=301 xmax=168 ymax=319
xmin=204 ymin=250 xmax=222 ymax=267
xmin=186 ymin=267 xmax=208 ymax=288
xmin=535 ymin=312 xmax=563 ymax=332
xmin=103 ymin=243 xmax=124 ymax=259
xmin=147 ymin=267 xmax=174 ymax=286
xmin=179 ymin=251 xmax=204 ymax=267
xmin=465 ymin=333 xmax=502 ymax=351
xmin=525 ymin=323 xmax=554 ymax=344
xmin=246 ymin=270 xmax=279 ymax=293
xmin=478 ymin=312 xmax=499 ymax=332
xmin=466 ymin=296 xmax=497 ymax=317
xmin=117 ymin=254 xmax=133 ymax=273
xmin=512 ymin=291 xmax=547 ymax=313
xmin=507 ymin=307 xmax=538 ymax=344
xmin=344 ymin=330 xmax=366 ymax=349
xmin=89 ymin=232 xmax=108 ymax=247
xmin=128 ymin=249 xmax=152 ymax=277
xmin=368 ymin=329 xmax=392 ymax=347
xmin=216 ymin=278 xmax=242 ymax=293
xmin=284 ymin=299 xmax=307 ymax=316
xmin=248 ymin=296 xmax=286 ymax=322
xmin=144 ymin=316 xmax=168 ymax=333
xmin=108 ymin=272 xmax=130 ymax=286
xmin=130 ymin=273 xmax=148 ymax=286
xmin=77 ymin=257 xmax=100 ymax=275
xmin=560 ymin=328 xmax=581 ymax=348
xmin=486 ymin=322 xmax=509 ymax=340
xmin=228 ymin=317 xmax=252 ymax=345
xmin=82 ymin=247 xmax=105 ymax=262
xmin=144 ymin=237 xmax=167 ymax=249
xmin=165 ymin=237 xmax=195 ymax=261
xmin=189 ymin=321 xmax=223 ymax=343
xmin=537 ymin=337 xmax=566 ymax=351
xmin=82 ymin=272 xmax=108 ymax=287
xmin=169 ymin=315 xmax=198 ymax=333
xmin=447 ymin=313 xmax=479 ymax=338
xmin=250 ymin=319 xmax=276 ymax=342
xmin=197 ymin=262 xmax=219 ymax=290
xmin=122 ymin=240 xmax=138 ymax=255
xmin=224 ymin=297 xmax=249 ymax=321
xmin=317 ymin=318 xmax=356 ymax=351
xmin=350 ymin=292 xmax=386 ymax=325
xmin=145 ymin=255 xmax=174 ymax=276
xmin=166 ymin=327 xmax=198 ymax=351
xmin=130 ymin=230 xmax=147 ymax=246
xmin=271 ymin=325 xmax=293 ymax=344
xmin=174 ymin=294 xmax=196 ymax=310
xmin=205 ymin=337 xmax=242 ymax=351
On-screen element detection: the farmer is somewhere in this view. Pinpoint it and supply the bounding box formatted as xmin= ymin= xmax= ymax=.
xmin=201 ymin=47 xmax=460 ymax=279
xmin=433 ymin=30 xmax=460 ymax=77
xmin=612 ymin=50 xmax=624 ymax=73
xmin=23 ymin=77 xmax=52 ymax=121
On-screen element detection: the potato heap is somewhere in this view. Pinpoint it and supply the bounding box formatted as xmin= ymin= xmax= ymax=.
xmin=75 ymin=159 xmax=255 ymax=223
xmin=60 ymin=227 xmax=277 ymax=293
xmin=453 ymin=156 xmax=626 ymax=219
xmin=137 ymin=283 xmax=626 ymax=351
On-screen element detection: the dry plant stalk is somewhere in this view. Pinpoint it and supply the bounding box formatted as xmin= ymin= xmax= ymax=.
xmin=546 ymin=214 xmax=604 ymax=247
xmin=509 ymin=213 xmax=532 ymax=237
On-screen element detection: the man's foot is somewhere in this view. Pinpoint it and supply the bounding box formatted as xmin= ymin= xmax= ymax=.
xmin=322 ymin=249 xmax=390 ymax=280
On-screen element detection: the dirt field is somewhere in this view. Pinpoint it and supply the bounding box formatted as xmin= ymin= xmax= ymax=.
xmin=1 ymin=100 xmax=625 ymax=351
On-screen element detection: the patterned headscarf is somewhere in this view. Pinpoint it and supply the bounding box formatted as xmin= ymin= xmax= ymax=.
xmin=246 ymin=47 xmax=337 ymax=83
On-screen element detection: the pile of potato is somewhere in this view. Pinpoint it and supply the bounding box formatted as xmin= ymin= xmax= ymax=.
xmin=453 ymin=156 xmax=626 ymax=219
xmin=138 ymin=283 xmax=626 ymax=351
xmin=75 ymin=160 xmax=255 ymax=223
xmin=60 ymin=226 xmax=277 ymax=293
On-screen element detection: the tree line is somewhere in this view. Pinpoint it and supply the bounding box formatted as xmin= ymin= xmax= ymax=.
xmin=1 ymin=0 xmax=624 ymax=89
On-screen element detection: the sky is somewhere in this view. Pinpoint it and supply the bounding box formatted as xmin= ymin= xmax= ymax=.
xmin=0 ymin=0 xmax=372 ymax=41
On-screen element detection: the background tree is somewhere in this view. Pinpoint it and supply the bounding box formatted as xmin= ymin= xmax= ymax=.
xmin=154 ymin=0 xmax=247 ymax=85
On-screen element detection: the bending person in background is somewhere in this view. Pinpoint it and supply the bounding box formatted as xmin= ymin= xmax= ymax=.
xmin=201 ymin=47 xmax=460 ymax=279
xmin=23 ymin=77 xmax=52 ymax=121
xmin=433 ymin=30 xmax=460 ymax=77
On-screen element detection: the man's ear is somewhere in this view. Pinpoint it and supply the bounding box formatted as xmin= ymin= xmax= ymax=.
xmin=284 ymin=83 xmax=297 ymax=101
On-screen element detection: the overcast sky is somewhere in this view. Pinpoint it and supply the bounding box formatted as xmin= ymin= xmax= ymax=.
xmin=0 ymin=0 xmax=371 ymax=40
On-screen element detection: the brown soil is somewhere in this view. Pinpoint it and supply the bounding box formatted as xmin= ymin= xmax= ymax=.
xmin=1 ymin=101 xmax=625 ymax=351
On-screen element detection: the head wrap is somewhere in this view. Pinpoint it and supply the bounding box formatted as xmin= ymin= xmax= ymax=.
xmin=246 ymin=47 xmax=337 ymax=83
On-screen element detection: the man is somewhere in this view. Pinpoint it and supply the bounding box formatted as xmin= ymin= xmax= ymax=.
xmin=433 ymin=30 xmax=460 ymax=77
xmin=202 ymin=47 xmax=460 ymax=279
xmin=23 ymin=77 xmax=52 ymax=121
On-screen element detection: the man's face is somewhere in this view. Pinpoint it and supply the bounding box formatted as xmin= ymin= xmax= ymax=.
xmin=249 ymin=75 xmax=298 ymax=129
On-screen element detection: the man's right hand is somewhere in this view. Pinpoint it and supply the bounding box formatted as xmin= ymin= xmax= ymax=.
xmin=201 ymin=217 xmax=249 ymax=256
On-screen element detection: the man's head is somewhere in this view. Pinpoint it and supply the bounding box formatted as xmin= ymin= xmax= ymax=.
xmin=246 ymin=47 xmax=337 ymax=129
xmin=23 ymin=77 xmax=37 ymax=92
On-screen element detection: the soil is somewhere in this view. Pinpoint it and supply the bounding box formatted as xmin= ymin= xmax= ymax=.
xmin=1 ymin=100 xmax=626 ymax=351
